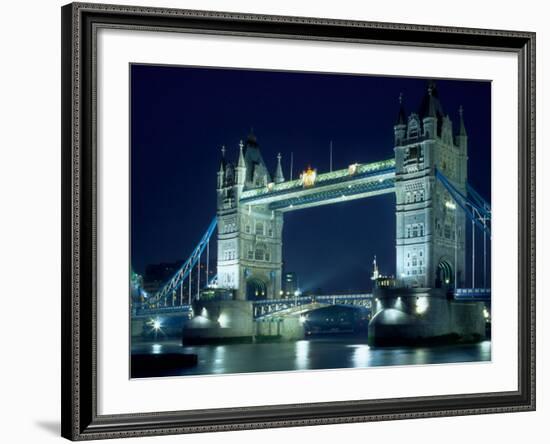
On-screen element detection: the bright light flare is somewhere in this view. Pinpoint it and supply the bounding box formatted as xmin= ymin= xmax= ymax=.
xmin=218 ymin=312 xmax=229 ymax=328
xmin=445 ymin=200 xmax=457 ymax=210
xmin=148 ymin=317 xmax=163 ymax=332
xmin=415 ymin=296 xmax=429 ymax=315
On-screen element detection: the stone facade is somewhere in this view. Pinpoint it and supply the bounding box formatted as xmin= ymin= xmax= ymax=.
xmin=394 ymin=83 xmax=468 ymax=288
xmin=216 ymin=133 xmax=284 ymax=300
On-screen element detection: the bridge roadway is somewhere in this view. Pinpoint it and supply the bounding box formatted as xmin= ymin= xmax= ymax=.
xmin=252 ymin=294 xmax=372 ymax=319
xmin=239 ymin=159 xmax=395 ymax=211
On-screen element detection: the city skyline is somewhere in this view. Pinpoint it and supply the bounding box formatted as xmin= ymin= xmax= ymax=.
xmin=131 ymin=65 xmax=491 ymax=293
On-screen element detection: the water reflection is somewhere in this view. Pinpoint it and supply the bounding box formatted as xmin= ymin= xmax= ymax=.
xmin=413 ymin=348 xmax=428 ymax=365
xmin=131 ymin=336 xmax=492 ymax=378
xmin=347 ymin=344 xmax=370 ymax=367
xmin=294 ymin=340 xmax=310 ymax=370
xmin=212 ymin=346 xmax=226 ymax=374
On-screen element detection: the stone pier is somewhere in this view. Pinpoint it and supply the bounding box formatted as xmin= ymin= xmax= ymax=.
xmin=368 ymin=287 xmax=486 ymax=346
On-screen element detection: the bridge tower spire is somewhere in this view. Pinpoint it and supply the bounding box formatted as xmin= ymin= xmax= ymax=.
xmin=394 ymin=93 xmax=407 ymax=146
xmin=217 ymin=145 xmax=226 ymax=190
xmin=456 ymin=105 xmax=468 ymax=149
xmin=394 ymin=80 xmax=467 ymax=289
xmin=274 ymin=152 xmax=285 ymax=183
xmin=235 ymin=140 xmax=246 ymax=191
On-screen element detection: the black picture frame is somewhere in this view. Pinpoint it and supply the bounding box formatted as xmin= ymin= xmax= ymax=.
xmin=61 ymin=2 xmax=536 ymax=440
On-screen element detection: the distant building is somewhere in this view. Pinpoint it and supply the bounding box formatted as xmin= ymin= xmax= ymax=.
xmin=282 ymin=272 xmax=298 ymax=298
xmin=371 ymin=256 xmax=395 ymax=290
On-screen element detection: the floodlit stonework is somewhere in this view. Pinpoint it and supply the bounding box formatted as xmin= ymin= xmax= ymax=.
xmin=216 ymin=134 xmax=284 ymax=300
xmin=394 ymin=83 xmax=468 ymax=289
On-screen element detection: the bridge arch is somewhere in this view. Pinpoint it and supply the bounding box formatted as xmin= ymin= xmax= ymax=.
xmin=435 ymin=259 xmax=453 ymax=288
xmin=246 ymin=277 xmax=268 ymax=300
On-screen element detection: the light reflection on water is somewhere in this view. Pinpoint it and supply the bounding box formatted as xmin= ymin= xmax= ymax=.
xmin=131 ymin=337 xmax=491 ymax=378
xmin=295 ymin=340 xmax=310 ymax=370
xmin=212 ymin=346 xmax=226 ymax=373
xmin=151 ymin=343 xmax=163 ymax=354
xmin=347 ymin=344 xmax=370 ymax=368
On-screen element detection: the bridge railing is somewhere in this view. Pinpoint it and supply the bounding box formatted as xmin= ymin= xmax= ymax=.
xmin=454 ymin=288 xmax=491 ymax=301
xmin=253 ymin=294 xmax=372 ymax=318
xmin=134 ymin=305 xmax=192 ymax=317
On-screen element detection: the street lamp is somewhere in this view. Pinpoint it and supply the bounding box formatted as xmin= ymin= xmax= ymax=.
xmin=294 ymin=289 xmax=301 ymax=306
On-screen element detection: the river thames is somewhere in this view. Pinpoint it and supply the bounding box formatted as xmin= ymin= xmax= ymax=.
xmin=131 ymin=336 xmax=491 ymax=378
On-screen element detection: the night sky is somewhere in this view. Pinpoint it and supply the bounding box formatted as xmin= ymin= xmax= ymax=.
xmin=131 ymin=65 xmax=491 ymax=293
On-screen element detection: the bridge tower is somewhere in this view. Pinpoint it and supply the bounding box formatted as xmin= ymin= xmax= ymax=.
xmin=216 ymin=132 xmax=284 ymax=300
xmin=394 ymin=82 xmax=468 ymax=289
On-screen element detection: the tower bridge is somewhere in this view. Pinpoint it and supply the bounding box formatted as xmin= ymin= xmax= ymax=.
xmin=133 ymin=81 xmax=491 ymax=345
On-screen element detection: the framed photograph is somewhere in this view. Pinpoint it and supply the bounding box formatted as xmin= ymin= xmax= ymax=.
xmin=61 ymin=2 xmax=535 ymax=440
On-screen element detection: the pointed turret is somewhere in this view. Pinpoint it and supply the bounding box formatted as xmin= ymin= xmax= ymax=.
xmin=458 ymin=105 xmax=467 ymax=136
xmin=456 ymin=105 xmax=468 ymax=151
xmin=218 ymin=145 xmax=227 ymax=171
xmin=426 ymin=83 xmax=437 ymax=117
xmin=217 ymin=145 xmax=226 ymax=190
xmin=394 ymin=93 xmax=407 ymax=145
xmin=237 ymin=140 xmax=246 ymax=169
xmin=241 ymin=129 xmax=271 ymax=187
xmin=419 ymin=80 xmax=443 ymax=117
xmin=419 ymin=80 xmax=443 ymax=138
xmin=235 ymin=139 xmax=246 ymax=189
xmin=274 ymin=152 xmax=285 ymax=183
